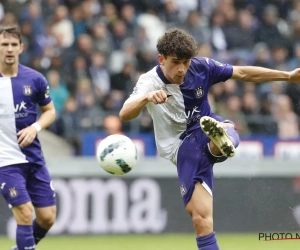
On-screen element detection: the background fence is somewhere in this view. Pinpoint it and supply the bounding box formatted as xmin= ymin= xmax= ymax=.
xmin=1 ymin=157 xmax=300 ymax=238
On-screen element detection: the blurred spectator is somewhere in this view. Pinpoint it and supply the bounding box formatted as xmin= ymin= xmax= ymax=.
xmin=21 ymin=1 xmax=44 ymax=38
xmin=174 ymin=0 xmax=199 ymax=22
xmin=255 ymin=4 xmax=289 ymax=48
xmin=89 ymin=51 xmax=110 ymax=98
xmin=1 ymin=0 xmax=300 ymax=154
xmin=210 ymin=10 xmax=227 ymax=53
xmin=273 ymin=95 xmax=299 ymax=139
xmin=52 ymin=5 xmax=74 ymax=48
xmin=61 ymin=96 xmax=81 ymax=155
xmin=241 ymin=92 xmax=265 ymax=134
xmin=77 ymin=93 xmax=104 ymax=132
xmin=42 ymin=0 xmax=60 ymax=17
xmin=120 ymin=4 xmax=138 ymax=37
xmin=1 ymin=11 xmax=17 ymax=25
xmin=110 ymin=60 xmax=135 ymax=95
xmin=159 ymin=0 xmax=180 ymax=27
xmin=2 ymin=0 xmax=24 ymax=19
xmin=103 ymin=115 xmax=124 ymax=135
xmin=180 ymin=10 xmax=210 ymax=44
xmin=47 ymin=69 xmax=70 ymax=114
xmin=218 ymin=95 xmax=250 ymax=135
xmin=252 ymin=42 xmax=272 ymax=68
xmin=229 ymin=9 xmax=255 ymax=51
xmin=91 ymin=21 xmax=113 ymax=61
xmin=70 ymin=4 xmax=87 ymax=39
xmin=0 ymin=3 xmax=4 ymax=22
xmin=271 ymin=45 xmax=289 ymax=71
xmin=286 ymin=82 xmax=300 ymax=116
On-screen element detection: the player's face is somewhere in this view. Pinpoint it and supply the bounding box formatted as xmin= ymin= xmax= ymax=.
xmin=0 ymin=34 xmax=23 ymax=66
xmin=158 ymin=54 xmax=191 ymax=84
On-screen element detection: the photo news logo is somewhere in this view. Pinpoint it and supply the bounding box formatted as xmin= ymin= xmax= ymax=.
xmin=259 ymin=233 xmax=300 ymax=241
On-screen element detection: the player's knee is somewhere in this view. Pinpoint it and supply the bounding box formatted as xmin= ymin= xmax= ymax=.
xmin=38 ymin=206 xmax=56 ymax=228
xmin=12 ymin=203 xmax=33 ymax=225
xmin=192 ymin=214 xmax=213 ymax=236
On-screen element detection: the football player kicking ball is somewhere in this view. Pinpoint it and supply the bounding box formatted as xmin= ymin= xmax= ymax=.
xmin=0 ymin=25 xmax=56 ymax=250
xmin=119 ymin=28 xmax=300 ymax=249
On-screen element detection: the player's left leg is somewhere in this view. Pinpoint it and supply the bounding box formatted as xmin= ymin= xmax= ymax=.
xmin=200 ymin=116 xmax=240 ymax=157
xmin=27 ymin=163 xmax=56 ymax=245
xmin=33 ymin=205 xmax=56 ymax=245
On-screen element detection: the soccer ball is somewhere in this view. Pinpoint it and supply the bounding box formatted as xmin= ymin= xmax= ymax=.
xmin=96 ymin=134 xmax=138 ymax=175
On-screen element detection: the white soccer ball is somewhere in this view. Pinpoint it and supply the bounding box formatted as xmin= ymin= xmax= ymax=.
xmin=96 ymin=134 xmax=138 ymax=175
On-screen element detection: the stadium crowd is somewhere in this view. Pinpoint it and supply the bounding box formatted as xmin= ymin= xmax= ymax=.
xmin=1 ymin=0 xmax=300 ymax=154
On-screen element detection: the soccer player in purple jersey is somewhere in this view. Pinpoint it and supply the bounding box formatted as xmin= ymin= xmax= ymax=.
xmin=119 ymin=28 xmax=300 ymax=249
xmin=0 ymin=25 xmax=56 ymax=250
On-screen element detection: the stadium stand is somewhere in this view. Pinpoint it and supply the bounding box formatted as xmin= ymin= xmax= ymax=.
xmin=1 ymin=0 xmax=300 ymax=154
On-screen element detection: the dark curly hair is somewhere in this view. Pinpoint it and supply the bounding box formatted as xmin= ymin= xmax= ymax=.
xmin=156 ymin=28 xmax=198 ymax=59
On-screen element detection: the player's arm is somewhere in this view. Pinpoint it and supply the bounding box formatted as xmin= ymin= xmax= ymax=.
xmin=231 ymin=66 xmax=300 ymax=83
xmin=119 ymin=90 xmax=168 ymax=121
xmin=36 ymin=101 xmax=56 ymax=129
xmin=119 ymin=95 xmax=149 ymax=121
xmin=17 ymin=102 xmax=56 ymax=148
xmin=18 ymin=74 xmax=56 ymax=148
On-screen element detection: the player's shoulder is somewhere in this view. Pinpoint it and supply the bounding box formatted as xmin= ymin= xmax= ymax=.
xmin=190 ymin=57 xmax=212 ymax=68
xmin=18 ymin=64 xmax=45 ymax=81
xmin=138 ymin=66 xmax=157 ymax=81
xmin=137 ymin=66 xmax=162 ymax=85
xmin=189 ymin=57 xmax=228 ymax=73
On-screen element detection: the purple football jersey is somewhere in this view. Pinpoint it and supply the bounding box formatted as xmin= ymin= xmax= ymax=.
xmin=156 ymin=57 xmax=234 ymax=204
xmin=0 ymin=64 xmax=52 ymax=167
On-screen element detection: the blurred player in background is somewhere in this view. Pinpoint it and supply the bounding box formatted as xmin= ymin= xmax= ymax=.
xmin=119 ymin=28 xmax=300 ymax=249
xmin=0 ymin=25 xmax=56 ymax=250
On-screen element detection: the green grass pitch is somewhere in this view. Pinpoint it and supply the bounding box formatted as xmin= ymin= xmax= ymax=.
xmin=1 ymin=234 xmax=300 ymax=250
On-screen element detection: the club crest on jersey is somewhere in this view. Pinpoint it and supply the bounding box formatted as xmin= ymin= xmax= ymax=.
xmin=23 ymin=85 xmax=32 ymax=96
xmin=180 ymin=185 xmax=187 ymax=197
xmin=194 ymin=86 xmax=204 ymax=98
xmin=9 ymin=187 xmax=18 ymax=198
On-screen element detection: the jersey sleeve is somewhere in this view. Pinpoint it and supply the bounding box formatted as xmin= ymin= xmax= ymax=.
xmin=36 ymin=74 xmax=52 ymax=106
xmin=125 ymin=74 xmax=158 ymax=103
xmin=206 ymin=58 xmax=233 ymax=85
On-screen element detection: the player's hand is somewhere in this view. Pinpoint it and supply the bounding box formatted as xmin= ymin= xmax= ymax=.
xmin=289 ymin=68 xmax=300 ymax=83
xmin=147 ymin=90 xmax=168 ymax=104
xmin=17 ymin=126 xmax=38 ymax=148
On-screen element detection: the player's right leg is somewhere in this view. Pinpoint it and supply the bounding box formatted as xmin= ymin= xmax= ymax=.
xmin=27 ymin=164 xmax=56 ymax=246
xmin=0 ymin=164 xmax=36 ymax=250
xmin=186 ymin=182 xmax=218 ymax=249
xmin=11 ymin=202 xmax=35 ymax=250
xmin=177 ymin=129 xmax=220 ymax=250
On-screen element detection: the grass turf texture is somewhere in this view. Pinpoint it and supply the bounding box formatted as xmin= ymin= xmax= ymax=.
xmin=1 ymin=234 xmax=300 ymax=250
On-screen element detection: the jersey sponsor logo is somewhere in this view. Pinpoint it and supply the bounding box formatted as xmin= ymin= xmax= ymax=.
xmin=9 ymin=187 xmax=18 ymax=198
xmin=0 ymin=101 xmax=27 ymax=113
xmin=211 ymin=59 xmax=224 ymax=67
xmin=204 ymin=57 xmax=224 ymax=67
xmin=194 ymin=86 xmax=204 ymax=98
xmin=0 ymin=101 xmax=28 ymax=119
xmin=45 ymin=85 xmax=50 ymax=98
xmin=167 ymin=106 xmax=201 ymax=125
xmin=23 ymin=85 xmax=32 ymax=96
xmin=0 ymin=182 xmax=6 ymax=189
xmin=179 ymin=184 xmax=187 ymax=197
